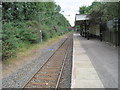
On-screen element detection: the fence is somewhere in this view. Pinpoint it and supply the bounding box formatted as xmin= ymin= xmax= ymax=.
xmin=101 ymin=18 xmax=120 ymax=46
xmin=102 ymin=30 xmax=119 ymax=46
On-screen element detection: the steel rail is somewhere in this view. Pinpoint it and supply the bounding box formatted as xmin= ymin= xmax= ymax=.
xmin=21 ymin=37 xmax=68 ymax=89
xmin=55 ymin=41 xmax=69 ymax=89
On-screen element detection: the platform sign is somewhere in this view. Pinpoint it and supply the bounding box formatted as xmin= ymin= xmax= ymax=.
xmin=107 ymin=20 xmax=113 ymax=31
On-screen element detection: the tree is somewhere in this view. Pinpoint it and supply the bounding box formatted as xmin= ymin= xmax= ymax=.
xmin=2 ymin=2 xmax=71 ymax=60
xmin=79 ymin=2 xmax=119 ymax=22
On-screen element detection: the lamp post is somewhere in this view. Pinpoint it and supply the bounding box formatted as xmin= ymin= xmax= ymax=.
xmin=39 ymin=29 xmax=42 ymax=43
xmin=38 ymin=12 xmax=46 ymax=43
xmin=38 ymin=12 xmax=44 ymax=43
xmin=38 ymin=11 xmax=58 ymax=43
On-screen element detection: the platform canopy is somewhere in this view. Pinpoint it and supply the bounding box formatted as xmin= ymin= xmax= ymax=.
xmin=75 ymin=14 xmax=89 ymax=26
xmin=75 ymin=14 xmax=89 ymax=21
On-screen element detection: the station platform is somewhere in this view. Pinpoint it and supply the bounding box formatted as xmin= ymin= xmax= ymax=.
xmin=71 ymin=33 xmax=104 ymax=88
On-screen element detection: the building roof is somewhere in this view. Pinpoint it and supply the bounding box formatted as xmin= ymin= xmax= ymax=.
xmin=75 ymin=14 xmax=89 ymax=21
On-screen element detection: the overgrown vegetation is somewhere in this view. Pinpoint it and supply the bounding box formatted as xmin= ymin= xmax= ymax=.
xmin=2 ymin=2 xmax=71 ymax=60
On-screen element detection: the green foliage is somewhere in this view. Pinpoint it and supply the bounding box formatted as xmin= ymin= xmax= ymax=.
xmin=2 ymin=2 xmax=71 ymax=60
xmin=101 ymin=2 xmax=119 ymax=21
xmin=79 ymin=2 xmax=102 ymax=14
xmin=79 ymin=6 xmax=90 ymax=14
xmin=2 ymin=22 xmax=39 ymax=59
xmin=79 ymin=2 xmax=119 ymax=22
xmin=2 ymin=23 xmax=20 ymax=59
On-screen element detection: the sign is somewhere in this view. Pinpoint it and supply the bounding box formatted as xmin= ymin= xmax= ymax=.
xmin=107 ymin=20 xmax=113 ymax=31
xmin=40 ymin=30 xmax=42 ymax=32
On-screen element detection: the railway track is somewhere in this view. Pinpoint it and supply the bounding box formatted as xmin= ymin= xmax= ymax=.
xmin=22 ymin=35 xmax=71 ymax=88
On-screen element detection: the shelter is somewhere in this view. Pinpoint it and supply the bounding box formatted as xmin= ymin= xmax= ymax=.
xmin=75 ymin=14 xmax=89 ymax=38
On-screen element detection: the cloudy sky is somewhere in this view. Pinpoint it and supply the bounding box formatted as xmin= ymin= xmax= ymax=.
xmin=55 ymin=0 xmax=95 ymax=26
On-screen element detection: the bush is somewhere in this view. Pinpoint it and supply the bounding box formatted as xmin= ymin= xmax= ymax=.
xmin=2 ymin=22 xmax=39 ymax=60
xmin=2 ymin=23 xmax=20 ymax=59
xmin=2 ymin=2 xmax=71 ymax=60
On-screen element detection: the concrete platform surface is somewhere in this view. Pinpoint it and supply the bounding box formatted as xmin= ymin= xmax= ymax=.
xmin=71 ymin=33 xmax=104 ymax=88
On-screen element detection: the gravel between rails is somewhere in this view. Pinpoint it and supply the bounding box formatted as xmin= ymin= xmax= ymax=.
xmin=2 ymin=36 xmax=67 ymax=88
xmin=58 ymin=34 xmax=73 ymax=88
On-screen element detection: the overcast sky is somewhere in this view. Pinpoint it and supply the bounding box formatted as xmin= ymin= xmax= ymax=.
xmin=55 ymin=0 xmax=95 ymax=26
